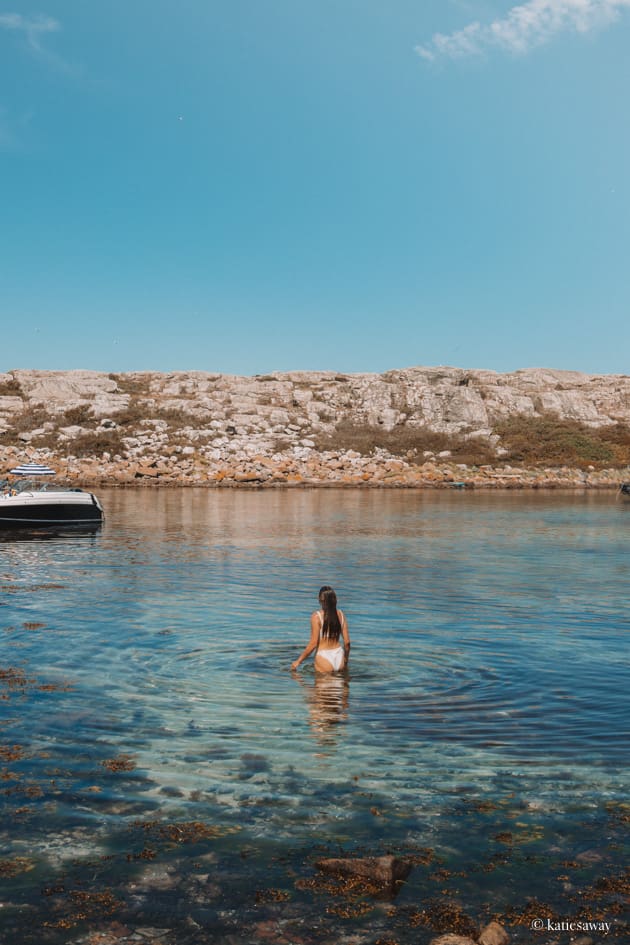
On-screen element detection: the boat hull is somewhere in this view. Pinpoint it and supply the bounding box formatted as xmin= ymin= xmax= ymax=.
xmin=0 ymin=492 xmax=103 ymax=527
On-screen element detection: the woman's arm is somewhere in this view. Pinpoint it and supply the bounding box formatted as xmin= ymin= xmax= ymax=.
xmin=340 ymin=610 xmax=351 ymax=669
xmin=291 ymin=613 xmax=320 ymax=671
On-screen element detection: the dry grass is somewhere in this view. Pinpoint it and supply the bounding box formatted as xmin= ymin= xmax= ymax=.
xmin=0 ymin=392 xmax=209 ymax=454
xmin=109 ymin=402 xmax=155 ymax=427
xmin=4 ymin=405 xmax=50 ymax=436
xmin=68 ymin=430 xmax=127 ymax=457
xmin=312 ymin=414 xmax=630 ymax=469
xmin=313 ymin=420 xmax=496 ymax=466
xmin=109 ymin=402 xmax=201 ymax=430
xmin=495 ymin=414 xmax=630 ymax=468
xmin=160 ymin=406 xmax=201 ymax=426
xmin=108 ymin=373 xmax=151 ymax=395
xmin=60 ymin=404 xmax=95 ymax=426
xmin=0 ymin=375 xmax=22 ymax=396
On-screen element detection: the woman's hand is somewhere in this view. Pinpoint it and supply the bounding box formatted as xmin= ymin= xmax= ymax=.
xmin=291 ymin=660 xmax=300 ymax=672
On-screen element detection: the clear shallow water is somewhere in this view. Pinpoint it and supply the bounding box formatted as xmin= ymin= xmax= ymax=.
xmin=1 ymin=488 xmax=629 ymax=942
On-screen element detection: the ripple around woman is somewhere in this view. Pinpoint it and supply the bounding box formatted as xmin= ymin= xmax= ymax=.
xmin=291 ymin=586 xmax=351 ymax=674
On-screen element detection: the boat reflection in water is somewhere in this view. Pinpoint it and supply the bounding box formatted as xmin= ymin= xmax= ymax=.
xmin=0 ymin=463 xmax=104 ymax=532
xmin=0 ymin=521 xmax=103 ymax=542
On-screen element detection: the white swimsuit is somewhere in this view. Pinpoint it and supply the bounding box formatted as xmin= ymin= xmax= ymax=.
xmin=317 ymin=611 xmax=345 ymax=671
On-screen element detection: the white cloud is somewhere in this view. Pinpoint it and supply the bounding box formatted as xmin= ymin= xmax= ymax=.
xmin=416 ymin=0 xmax=630 ymax=61
xmin=0 ymin=12 xmax=60 ymax=51
xmin=0 ymin=12 xmax=79 ymax=76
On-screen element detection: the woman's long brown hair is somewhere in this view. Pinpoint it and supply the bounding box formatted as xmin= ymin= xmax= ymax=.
xmin=319 ymin=586 xmax=342 ymax=642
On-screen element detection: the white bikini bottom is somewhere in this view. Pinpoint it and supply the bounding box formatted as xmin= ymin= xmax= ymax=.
xmin=317 ymin=646 xmax=344 ymax=671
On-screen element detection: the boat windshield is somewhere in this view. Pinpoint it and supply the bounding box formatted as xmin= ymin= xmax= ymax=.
xmin=7 ymin=478 xmax=53 ymax=494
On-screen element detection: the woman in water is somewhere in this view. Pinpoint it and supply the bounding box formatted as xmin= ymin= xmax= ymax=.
xmin=291 ymin=586 xmax=350 ymax=673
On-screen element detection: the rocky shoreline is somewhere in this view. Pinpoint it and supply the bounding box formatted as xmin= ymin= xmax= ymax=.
xmin=1 ymin=368 xmax=629 ymax=490
xmin=2 ymin=441 xmax=629 ymax=491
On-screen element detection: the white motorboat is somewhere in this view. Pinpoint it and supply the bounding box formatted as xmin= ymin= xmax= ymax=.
xmin=0 ymin=463 xmax=104 ymax=528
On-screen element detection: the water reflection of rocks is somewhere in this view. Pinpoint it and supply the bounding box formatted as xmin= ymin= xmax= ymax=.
xmin=295 ymin=672 xmax=350 ymax=748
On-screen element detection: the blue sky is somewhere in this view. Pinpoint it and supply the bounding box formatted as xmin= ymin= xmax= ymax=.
xmin=1 ymin=1 xmax=629 ymax=375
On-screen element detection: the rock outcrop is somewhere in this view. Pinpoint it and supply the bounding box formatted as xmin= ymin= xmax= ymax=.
xmin=1 ymin=367 xmax=629 ymax=487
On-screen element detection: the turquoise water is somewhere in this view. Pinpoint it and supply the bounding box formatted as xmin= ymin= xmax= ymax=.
xmin=1 ymin=489 xmax=628 ymax=943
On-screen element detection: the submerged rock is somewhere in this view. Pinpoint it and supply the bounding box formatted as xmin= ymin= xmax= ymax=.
xmin=314 ymin=854 xmax=412 ymax=893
